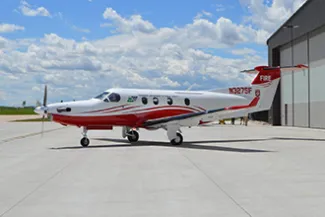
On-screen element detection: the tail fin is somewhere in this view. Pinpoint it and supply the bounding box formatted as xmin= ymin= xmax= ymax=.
xmin=211 ymin=64 xmax=308 ymax=117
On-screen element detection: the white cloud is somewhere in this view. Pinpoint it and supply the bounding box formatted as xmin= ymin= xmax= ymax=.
xmin=0 ymin=90 xmax=5 ymax=101
xmin=0 ymin=8 xmax=269 ymax=105
xmin=231 ymin=48 xmax=257 ymax=56
xmin=19 ymin=0 xmax=51 ymax=17
xmin=241 ymin=0 xmax=307 ymax=34
xmin=102 ymin=8 xmax=156 ymax=34
xmin=72 ymin=25 xmax=90 ymax=33
xmin=216 ymin=4 xmax=226 ymax=12
xmin=195 ymin=10 xmax=213 ymax=20
xmin=0 ymin=24 xmax=25 ymax=33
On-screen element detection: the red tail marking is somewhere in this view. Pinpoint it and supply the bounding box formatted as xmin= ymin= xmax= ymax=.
xmin=251 ymin=66 xmax=280 ymax=85
xmin=226 ymin=96 xmax=259 ymax=110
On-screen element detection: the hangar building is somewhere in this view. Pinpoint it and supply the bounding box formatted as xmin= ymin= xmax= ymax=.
xmin=266 ymin=0 xmax=325 ymax=128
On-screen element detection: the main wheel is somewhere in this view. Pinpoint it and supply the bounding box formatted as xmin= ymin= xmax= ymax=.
xmin=127 ymin=130 xmax=139 ymax=143
xmin=170 ymin=132 xmax=183 ymax=145
xmin=80 ymin=137 xmax=90 ymax=147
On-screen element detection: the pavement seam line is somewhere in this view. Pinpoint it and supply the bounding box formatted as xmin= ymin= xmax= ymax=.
xmin=0 ymin=127 xmax=66 ymax=145
xmin=179 ymin=150 xmax=253 ymax=217
xmin=0 ymin=152 xmax=79 ymax=217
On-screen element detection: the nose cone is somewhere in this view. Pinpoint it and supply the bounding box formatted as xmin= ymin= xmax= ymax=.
xmin=34 ymin=106 xmax=46 ymax=115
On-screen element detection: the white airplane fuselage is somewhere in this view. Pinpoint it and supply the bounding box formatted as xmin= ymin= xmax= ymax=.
xmin=34 ymin=64 xmax=308 ymax=147
xmin=40 ymin=88 xmax=249 ymax=128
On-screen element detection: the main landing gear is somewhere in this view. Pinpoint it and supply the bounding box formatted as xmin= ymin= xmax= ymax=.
xmin=127 ymin=130 xmax=139 ymax=143
xmin=79 ymin=126 xmax=183 ymax=147
xmin=170 ymin=132 xmax=183 ymax=145
xmin=80 ymin=127 xmax=90 ymax=147
xmin=167 ymin=125 xmax=183 ymax=146
xmin=122 ymin=127 xmax=139 ymax=143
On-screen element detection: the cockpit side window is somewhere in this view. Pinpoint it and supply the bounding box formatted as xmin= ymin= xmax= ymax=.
xmin=108 ymin=93 xmax=121 ymax=102
xmin=94 ymin=92 xmax=109 ymax=100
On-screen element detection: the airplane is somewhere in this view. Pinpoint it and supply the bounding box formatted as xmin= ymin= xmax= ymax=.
xmin=34 ymin=64 xmax=308 ymax=147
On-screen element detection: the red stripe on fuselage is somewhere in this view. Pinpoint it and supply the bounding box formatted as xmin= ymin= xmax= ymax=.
xmin=52 ymin=109 xmax=193 ymax=127
xmin=82 ymin=104 xmax=129 ymax=113
xmin=103 ymin=105 xmax=140 ymax=113
xmin=131 ymin=105 xmax=201 ymax=113
xmin=195 ymin=106 xmax=206 ymax=111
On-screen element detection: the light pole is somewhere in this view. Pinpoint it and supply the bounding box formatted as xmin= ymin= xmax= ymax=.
xmin=283 ymin=24 xmax=299 ymax=126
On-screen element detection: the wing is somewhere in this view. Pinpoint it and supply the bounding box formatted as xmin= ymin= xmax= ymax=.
xmin=142 ymin=96 xmax=259 ymax=128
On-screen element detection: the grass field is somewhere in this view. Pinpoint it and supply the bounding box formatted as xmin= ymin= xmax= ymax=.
xmin=12 ymin=117 xmax=51 ymax=122
xmin=0 ymin=106 xmax=37 ymax=115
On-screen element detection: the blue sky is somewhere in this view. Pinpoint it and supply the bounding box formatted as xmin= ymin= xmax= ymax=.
xmin=0 ymin=0 xmax=306 ymax=106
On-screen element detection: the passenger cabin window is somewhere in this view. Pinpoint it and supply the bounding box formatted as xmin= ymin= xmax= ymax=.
xmin=153 ymin=97 xmax=159 ymax=105
xmin=142 ymin=97 xmax=148 ymax=105
xmin=167 ymin=97 xmax=173 ymax=105
xmin=184 ymin=98 xmax=190 ymax=106
xmin=108 ymin=93 xmax=121 ymax=102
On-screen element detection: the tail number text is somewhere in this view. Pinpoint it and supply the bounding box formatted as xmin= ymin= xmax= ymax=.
xmin=229 ymin=87 xmax=252 ymax=94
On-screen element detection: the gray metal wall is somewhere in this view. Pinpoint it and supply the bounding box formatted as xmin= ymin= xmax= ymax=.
xmin=268 ymin=0 xmax=325 ymax=127
xmin=280 ymin=44 xmax=293 ymax=126
xmin=309 ymin=25 xmax=325 ymax=128
xmin=280 ymin=24 xmax=325 ymax=128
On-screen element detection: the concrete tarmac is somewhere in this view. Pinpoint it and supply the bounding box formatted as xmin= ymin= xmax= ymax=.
xmin=1 ymin=122 xmax=325 ymax=217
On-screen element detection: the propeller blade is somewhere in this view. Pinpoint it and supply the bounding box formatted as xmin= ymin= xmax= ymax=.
xmin=43 ymin=85 xmax=47 ymax=107
xmin=41 ymin=84 xmax=47 ymax=138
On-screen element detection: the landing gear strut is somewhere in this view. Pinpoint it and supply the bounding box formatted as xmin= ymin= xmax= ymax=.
xmin=80 ymin=127 xmax=90 ymax=147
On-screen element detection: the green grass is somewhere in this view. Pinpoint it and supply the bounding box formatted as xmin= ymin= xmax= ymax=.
xmin=11 ymin=117 xmax=51 ymax=122
xmin=0 ymin=106 xmax=37 ymax=115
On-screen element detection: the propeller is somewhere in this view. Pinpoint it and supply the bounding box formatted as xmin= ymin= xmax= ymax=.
xmin=33 ymin=85 xmax=50 ymax=137
xmin=34 ymin=85 xmax=47 ymax=137
xmin=42 ymin=85 xmax=48 ymax=137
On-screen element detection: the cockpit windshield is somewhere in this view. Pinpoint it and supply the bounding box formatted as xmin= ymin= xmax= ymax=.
xmin=94 ymin=92 xmax=109 ymax=100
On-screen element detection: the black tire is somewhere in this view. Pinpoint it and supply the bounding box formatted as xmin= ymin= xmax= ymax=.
xmin=127 ymin=130 xmax=139 ymax=143
xmin=80 ymin=137 xmax=90 ymax=147
xmin=170 ymin=132 xmax=183 ymax=145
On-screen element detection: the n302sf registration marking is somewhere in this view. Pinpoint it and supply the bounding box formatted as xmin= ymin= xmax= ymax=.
xmin=229 ymin=87 xmax=252 ymax=94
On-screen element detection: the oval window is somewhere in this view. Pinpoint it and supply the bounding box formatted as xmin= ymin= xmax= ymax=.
xmin=184 ymin=98 xmax=190 ymax=106
xmin=153 ymin=97 xmax=159 ymax=105
xmin=142 ymin=97 xmax=148 ymax=105
xmin=167 ymin=97 xmax=173 ymax=105
xmin=108 ymin=93 xmax=121 ymax=102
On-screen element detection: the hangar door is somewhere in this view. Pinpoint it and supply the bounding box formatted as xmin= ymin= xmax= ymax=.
xmin=309 ymin=25 xmax=325 ymax=128
xmin=280 ymin=44 xmax=293 ymax=126
xmin=280 ymin=36 xmax=309 ymax=127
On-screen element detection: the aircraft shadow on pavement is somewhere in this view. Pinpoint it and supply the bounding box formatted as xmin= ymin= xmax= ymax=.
xmin=50 ymin=136 xmax=325 ymax=152
xmin=50 ymin=138 xmax=273 ymax=153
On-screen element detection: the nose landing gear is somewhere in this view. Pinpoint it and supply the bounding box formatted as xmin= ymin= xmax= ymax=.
xmin=80 ymin=127 xmax=90 ymax=147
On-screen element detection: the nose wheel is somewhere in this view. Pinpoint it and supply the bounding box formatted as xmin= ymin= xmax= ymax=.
xmin=80 ymin=127 xmax=90 ymax=147
xmin=80 ymin=137 xmax=90 ymax=147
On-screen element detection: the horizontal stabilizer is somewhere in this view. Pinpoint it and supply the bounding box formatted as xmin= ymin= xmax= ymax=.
xmin=240 ymin=64 xmax=308 ymax=74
